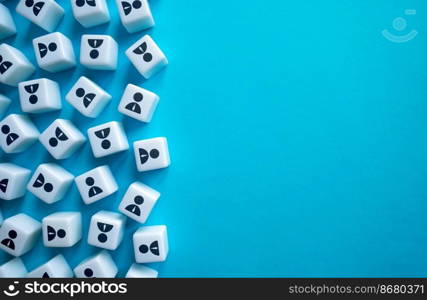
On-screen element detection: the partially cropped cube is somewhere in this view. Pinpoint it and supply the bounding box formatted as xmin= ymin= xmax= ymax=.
xmin=18 ymin=78 xmax=61 ymax=113
xmin=33 ymin=32 xmax=76 ymax=72
xmin=116 ymin=0 xmax=154 ymax=33
xmin=87 ymin=210 xmax=126 ymax=250
xmin=71 ymin=0 xmax=110 ymax=28
xmin=27 ymin=254 xmax=72 ymax=278
xmin=118 ymin=84 xmax=159 ymax=122
xmin=75 ymin=165 xmax=118 ymax=204
xmin=0 ymin=44 xmax=35 ymax=86
xmin=87 ymin=121 xmax=129 ymax=158
xmin=0 ymin=163 xmax=31 ymax=200
xmin=42 ymin=212 xmax=82 ymax=247
xmin=0 ymin=114 xmax=40 ymax=153
xmin=80 ymin=35 xmax=118 ymax=70
xmin=0 ymin=258 xmax=27 ymax=278
xmin=133 ymin=137 xmax=170 ymax=172
xmin=133 ymin=225 xmax=169 ymax=263
xmin=0 ymin=3 xmax=16 ymax=40
xmin=16 ymin=0 xmax=64 ymax=32
xmin=39 ymin=119 xmax=86 ymax=159
xmin=74 ymin=251 xmax=117 ymax=278
xmin=125 ymin=263 xmax=158 ymax=278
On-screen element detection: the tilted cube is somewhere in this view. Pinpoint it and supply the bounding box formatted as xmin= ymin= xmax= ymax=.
xmin=125 ymin=263 xmax=158 ymax=278
xmin=0 ymin=258 xmax=28 ymax=278
xmin=118 ymin=84 xmax=159 ymax=122
xmin=27 ymin=254 xmax=72 ymax=278
xmin=87 ymin=121 xmax=129 ymax=158
xmin=42 ymin=212 xmax=82 ymax=247
xmin=16 ymin=0 xmax=64 ymax=32
xmin=0 ymin=44 xmax=35 ymax=86
xmin=0 ymin=3 xmax=16 ymax=40
xmin=71 ymin=0 xmax=110 ymax=28
xmin=87 ymin=210 xmax=126 ymax=250
xmin=133 ymin=137 xmax=170 ymax=172
xmin=80 ymin=35 xmax=118 ymax=70
xmin=0 ymin=114 xmax=40 ymax=153
xmin=75 ymin=165 xmax=118 ymax=204
xmin=18 ymin=78 xmax=61 ymax=113
xmin=115 ymin=0 xmax=154 ymax=33
xmin=133 ymin=225 xmax=168 ymax=263
xmin=74 ymin=250 xmax=117 ymax=278
xmin=0 ymin=163 xmax=31 ymax=200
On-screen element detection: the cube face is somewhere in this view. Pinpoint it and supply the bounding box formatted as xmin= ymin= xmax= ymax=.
xmin=87 ymin=121 xmax=129 ymax=158
xmin=80 ymin=35 xmax=118 ymax=70
xmin=27 ymin=163 xmax=74 ymax=204
xmin=0 ymin=258 xmax=27 ymax=278
xmin=126 ymin=35 xmax=168 ymax=79
xmin=119 ymin=182 xmax=160 ymax=223
xmin=133 ymin=137 xmax=170 ymax=172
xmin=0 ymin=114 xmax=40 ymax=153
xmin=0 ymin=95 xmax=11 ymax=117
xmin=33 ymin=32 xmax=76 ymax=72
xmin=16 ymin=0 xmax=64 ymax=32
xmin=18 ymin=78 xmax=62 ymax=113
xmin=116 ymin=0 xmax=154 ymax=33
xmin=125 ymin=263 xmax=157 ymax=278
xmin=75 ymin=165 xmax=118 ymax=204
xmin=118 ymin=84 xmax=159 ymax=122
xmin=71 ymin=0 xmax=110 ymax=28
xmin=0 ymin=44 xmax=35 ymax=86
xmin=66 ymin=76 xmax=111 ymax=118
xmin=42 ymin=212 xmax=82 ymax=247
xmin=74 ymin=251 xmax=117 ymax=278
xmin=88 ymin=211 xmax=126 ymax=250
xmin=133 ymin=225 xmax=168 ymax=263
xmin=0 ymin=214 xmax=42 ymax=257
xmin=0 ymin=4 xmax=16 ymax=40
xmin=39 ymin=119 xmax=86 ymax=159
xmin=0 ymin=163 xmax=31 ymax=200
xmin=27 ymin=254 xmax=73 ymax=278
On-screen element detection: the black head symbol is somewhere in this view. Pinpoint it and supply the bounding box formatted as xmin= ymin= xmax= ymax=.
xmin=49 ymin=127 xmax=69 ymax=147
xmin=0 ymin=55 xmax=12 ymax=75
xmin=122 ymin=0 xmax=142 ymax=16
xmin=76 ymin=0 xmax=96 ymax=7
xmin=25 ymin=0 xmax=45 ymax=16
xmin=87 ymin=39 xmax=104 ymax=59
xmin=97 ymin=222 xmax=113 ymax=243
xmin=1 ymin=230 xmax=17 ymax=250
xmin=75 ymin=87 xmax=96 ymax=108
xmin=33 ymin=173 xmax=54 ymax=193
xmin=86 ymin=177 xmax=103 ymax=198
xmin=38 ymin=42 xmax=57 ymax=58
xmin=125 ymin=195 xmax=144 ymax=216
xmin=139 ymin=148 xmax=160 ymax=165
xmin=47 ymin=225 xmax=66 ymax=241
xmin=94 ymin=127 xmax=111 ymax=150
xmin=125 ymin=92 xmax=143 ymax=114
xmin=24 ymin=83 xmax=40 ymax=104
xmin=84 ymin=268 xmax=94 ymax=277
xmin=139 ymin=240 xmax=159 ymax=256
xmin=1 ymin=125 xmax=19 ymax=146
xmin=0 ymin=178 xmax=8 ymax=193
xmin=133 ymin=42 xmax=152 ymax=62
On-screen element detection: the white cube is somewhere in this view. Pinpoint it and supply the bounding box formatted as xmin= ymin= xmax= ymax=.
xmin=66 ymin=76 xmax=111 ymax=118
xmin=116 ymin=0 xmax=154 ymax=33
xmin=80 ymin=35 xmax=118 ymax=70
xmin=27 ymin=254 xmax=72 ymax=278
xmin=27 ymin=163 xmax=74 ymax=204
xmin=75 ymin=165 xmax=118 ymax=204
xmin=39 ymin=119 xmax=86 ymax=159
xmin=88 ymin=210 xmax=126 ymax=250
xmin=133 ymin=225 xmax=168 ymax=263
xmin=73 ymin=250 xmax=117 ymax=278
xmin=0 ymin=4 xmax=16 ymax=40
xmin=0 ymin=163 xmax=31 ymax=200
xmin=126 ymin=35 xmax=168 ymax=79
xmin=0 ymin=258 xmax=27 ymax=278
xmin=133 ymin=137 xmax=170 ymax=172
xmin=87 ymin=121 xmax=129 ymax=158
xmin=125 ymin=263 xmax=158 ymax=278
xmin=71 ymin=0 xmax=110 ymax=28
xmin=0 ymin=44 xmax=35 ymax=86
xmin=119 ymin=182 xmax=160 ymax=223
xmin=0 ymin=213 xmax=41 ymax=257
xmin=18 ymin=78 xmax=61 ymax=113
xmin=33 ymin=32 xmax=76 ymax=72
xmin=16 ymin=0 xmax=64 ymax=32
xmin=0 ymin=94 xmax=11 ymax=117
xmin=0 ymin=114 xmax=39 ymax=153
xmin=42 ymin=212 xmax=81 ymax=247
xmin=118 ymin=84 xmax=159 ymax=122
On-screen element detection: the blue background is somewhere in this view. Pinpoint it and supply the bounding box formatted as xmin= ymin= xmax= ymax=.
xmin=1 ymin=0 xmax=427 ymax=277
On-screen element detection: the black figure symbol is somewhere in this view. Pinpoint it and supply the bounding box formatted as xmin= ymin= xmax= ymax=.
xmin=49 ymin=127 xmax=68 ymax=147
xmin=0 ymin=178 xmax=8 ymax=193
xmin=97 ymin=222 xmax=113 ymax=243
xmin=24 ymin=83 xmax=39 ymax=104
xmin=38 ymin=42 xmax=57 ymax=58
xmin=133 ymin=42 xmax=153 ymax=62
xmin=86 ymin=177 xmax=103 ymax=198
xmin=138 ymin=148 xmax=159 ymax=165
xmin=84 ymin=268 xmax=94 ymax=277
xmin=42 ymin=272 xmax=50 ymax=278
xmin=87 ymin=39 xmax=104 ymax=59
xmin=125 ymin=195 xmax=144 ymax=216
xmin=94 ymin=127 xmax=111 ymax=150
xmin=125 ymin=92 xmax=143 ymax=114
xmin=138 ymin=240 xmax=159 ymax=256
xmin=1 ymin=230 xmax=17 ymax=250
xmin=0 ymin=55 xmax=12 ymax=75
xmin=121 ymin=0 xmax=142 ymax=16
xmin=47 ymin=226 xmax=66 ymax=241
xmin=76 ymin=0 xmax=96 ymax=7
xmin=75 ymin=87 xmax=96 ymax=108
xmin=25 ymin=0 xmax=45 ymax=16
xmin=1 ymin=125 xmax=19 ymax=146
xmin=33 ymin=173 xmax=54 ymax=193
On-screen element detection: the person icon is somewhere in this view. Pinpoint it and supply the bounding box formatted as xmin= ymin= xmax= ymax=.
xmin=1 ymin=230 xmax=17 ymax=250
xmin=138 ymin=148 xmax=159 ymax=165
xmin=125 ymin=92 xmax=143 ymax=114
xmin=86 ymin=177 xmax=103 ymax=198
xmin=1 ymin=125 xmax=19 ymax=146
xmin=125 ymin=195 xmax=144 ymax=216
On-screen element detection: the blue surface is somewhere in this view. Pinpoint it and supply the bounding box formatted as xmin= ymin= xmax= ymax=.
xmin=1 ymin=0 xmax=427 ymax=277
